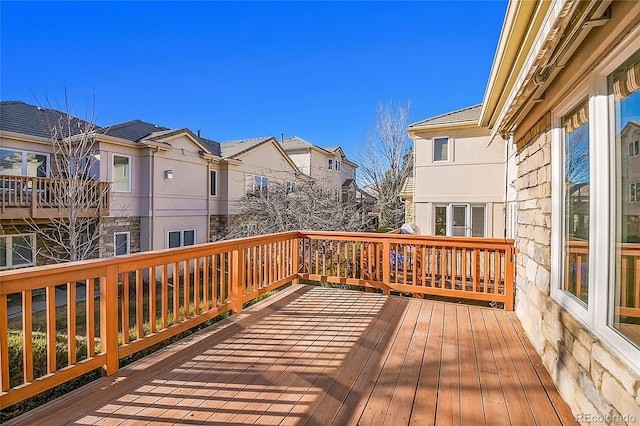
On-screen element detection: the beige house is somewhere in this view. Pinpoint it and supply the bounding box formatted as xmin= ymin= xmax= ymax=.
xmin=215 ymin=136 xmax=301 ymax=237
xmin=279 ymin=136 xmax=358 ymax=202
xmin=481 ymin=0 xmax=640 ymax=421
xmin=0 ymin=105 xmax=226 ymax=268
xmin=406 ymin=105 xmax=516 ymax=238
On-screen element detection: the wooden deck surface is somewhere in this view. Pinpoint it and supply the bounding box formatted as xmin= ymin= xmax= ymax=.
xmin=9 ymin=284 xmax=577 ymax=426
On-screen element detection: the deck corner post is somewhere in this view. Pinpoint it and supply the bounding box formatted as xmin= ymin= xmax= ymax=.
xmin=101 ymin=265 xmax=120 ymax=375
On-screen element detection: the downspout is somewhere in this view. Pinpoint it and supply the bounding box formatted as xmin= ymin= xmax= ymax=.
xmin=207 ymin=162 xmax=211 ymax=242
xmin=150 ymin=147 xmax=157 ymax=250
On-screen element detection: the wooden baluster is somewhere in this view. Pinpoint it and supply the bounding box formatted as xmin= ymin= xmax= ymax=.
xmin=121 ymin=274 xmax=129 ymax=344
xmin=102 ymin=265 xmax=120 ymax=375
xmin=22 ymin=290 xmax=33 ymax=382
xmin=193 ymin=258 xmax=200 ymax=315
xmin=149 ymin=267 xmax=157 ymax=333
xmin=162 ymin=264 xmax=169 ymax=328
xmin=173 ymin=262 xmax=180 ymax=323
xmin=220 ymin=253 xmax=227 ymax=303
xmin=184 ymin=260 xmax=191 ymax=317
xmin=136 ymin=269 xmax=144 ymax=338
xmin=67 ymin=281 xmax=77 ymax=365
xmin=202 ymin=256 xmax=209 ymax=311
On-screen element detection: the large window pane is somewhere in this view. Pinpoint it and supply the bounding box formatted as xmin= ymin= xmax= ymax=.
xmin=433 ymin=137 xmax=448 ymax=162
xmin=184 ymin=230 xmax=195 ymax=246
xmin=114 ymin=233 xmax=129 ymax=256
xmin=0 ymin=149 xmax=23 ymax=175
xmin=562 ymin=100 xmax=590 ymax=304
xmin=435 ymin=206 xmax=447 ymax=236
xmin=113 ymin=155 xmax=130 ymax=192
xmin=612 ymin=50 xmax=640 ymax=347
xmin=26 ymin=153 xmax=48 ymax=177
xmin=168 ymin=231 xmax=181 ymax=248
xmin=12 ymin=235 xmax=33 ymax=266
xmin=471 ymin=206 xmax=485 ymax=237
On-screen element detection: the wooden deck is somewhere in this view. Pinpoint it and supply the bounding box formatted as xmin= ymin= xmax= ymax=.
xmin=8 ymin=285 xmax=577 ymax=426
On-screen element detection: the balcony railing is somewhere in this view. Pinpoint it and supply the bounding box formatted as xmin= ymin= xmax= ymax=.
xmin=0 ymin=231 xmax=514 ymax=408
xmin=0 ymin=175 xmax=110 ymax=219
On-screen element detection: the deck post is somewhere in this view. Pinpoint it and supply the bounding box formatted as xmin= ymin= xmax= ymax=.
xmin=505 ymin=245 xmax=515 ymax=311
xmin=292 ymin=234 xmax=300 ymax=284
xmin=382 ymin=239 xmax=391 ymax=295
xmin=101 ymin=265 xmax=120 ymax=375
xmin=232 ymin=248 xmax=243 ymax=313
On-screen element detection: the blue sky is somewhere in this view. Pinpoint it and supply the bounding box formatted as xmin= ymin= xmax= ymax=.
xmin=1 ymin=1 xmax=508 ymax=158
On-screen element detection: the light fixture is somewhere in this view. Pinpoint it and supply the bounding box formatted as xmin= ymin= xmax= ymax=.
xmin=164 ymin=170 xmax=174 ymax=180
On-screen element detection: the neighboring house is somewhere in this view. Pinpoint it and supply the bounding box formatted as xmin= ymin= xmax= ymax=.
xmin=279 ymin=136 xmax=358 ymax=202
xmin=481 ymin=0 xmax=640 ymax=421
xmin=98 ymin=119 xmax=222 ymax=252
xmin=215 ymin=136 xmax=301 ymax=236
xmin=0 ymin=101 xmax=110 ymax=268
xmin=0 ymin=103 xmax=225 ymax=269
xmin=406 ymin=104 xmax=516 ymax=238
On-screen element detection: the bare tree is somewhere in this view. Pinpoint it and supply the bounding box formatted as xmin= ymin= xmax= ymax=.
xmin=357 ymin=101 xmax=413 ymax=229
xmin=22 ymin=98 xmax=110 ymax=263
xmin=226 ymin=175 xmax=371 ymax=238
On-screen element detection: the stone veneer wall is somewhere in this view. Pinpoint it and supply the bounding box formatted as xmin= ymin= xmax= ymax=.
xmin=99 ymin=216 xmax=141 ymax=257
xmin=209 ymin=215 xmax=229 ymax=241
xmin=514 ymin=114 xmax=640 ymax=424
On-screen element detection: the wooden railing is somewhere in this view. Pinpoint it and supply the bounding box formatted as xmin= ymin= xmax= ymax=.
xmin=298 ymin=231 xmax=514 ymax=309
xmin=0 ymin=175 xmax=110 ymax=219
xmin=567 ymin=240 xmax=640 ymax=318
xmin=0 ymin=231 xmax=513 ymax=408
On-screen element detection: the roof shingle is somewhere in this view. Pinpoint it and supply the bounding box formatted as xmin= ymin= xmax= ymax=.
xmin=408 ymin=104 xmax=482 ymax=129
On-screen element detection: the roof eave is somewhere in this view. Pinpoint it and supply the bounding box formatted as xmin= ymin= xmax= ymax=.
xmin=479 ymin=0 xmax=552 ymax=128
xmin=408 ymin=120 xmax=479 ymax=137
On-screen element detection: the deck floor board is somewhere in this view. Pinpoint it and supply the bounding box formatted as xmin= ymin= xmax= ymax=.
xmin=7 ymin=285 xmax=578 ymax=426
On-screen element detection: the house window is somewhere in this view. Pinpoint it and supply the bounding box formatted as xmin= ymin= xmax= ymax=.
xmin=114 ymin=232 xmax=130 ymax=256
xmin=434 ymin=204 xmax=485 ymax=237
xmin=0 ymin=234 xmax=35 ymax=269
xmin=562 ymin=100 xmax=590 ymax=305
xmin=0 ymin=149 xmax=49 ymax=177
xmin=434 ymin=206 xmax=447 ymax=236
xmin=210 ymin=170 xmax=217 ymax=197
xmin=168 ymin=230 xmax=195 ymax=248
xmin=336 ymin=161 xmax=341 ymax=171
xmin=630 ymin=183 xmax=640 ymax=202
xmin=112 ymin=155 xmax=131 ymax=192
xmin=611 ymin=49 xmax=640 ymax=348
xmin=286 ymin=181 xmax=296 ymax=192
xmin=250 ymin=175 xmax=269 ymax=196
xmin=328 ymin=159 xmax=333 ymax=170
xmin=433 ymin=137 xmax=449 ymax=162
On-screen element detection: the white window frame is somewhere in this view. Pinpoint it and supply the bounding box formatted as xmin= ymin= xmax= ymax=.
xmin=112 ymin=154 xmax=131 ymax=193
xmin=328 ymin=159 xmax=333 ymax=170
xmin=628 ymin=140 xmax=639 ymax=157
xmin=550 ymin=79 xmax=594 ymax=325
xmin=0 ymin=233 xmax=36 ymax=269
xmin=336 ymin=160 xmax=341 ymax=171
xmin=433 ymin=136 xmax=452 ymax=162
xmin=550 ymin=27 xmax=640 ymax=372
xmin=167 ymin=229 xmax=196 ymax=248
xmin=113 ymin=232 xmax=130 ymax=256
xmin=0 ymin=148 xmax=50 ymax=177
xmin=433 ymin=203 xmax=487 ymax=237
xmin=210 ymin=169 xmax=218 ymax=197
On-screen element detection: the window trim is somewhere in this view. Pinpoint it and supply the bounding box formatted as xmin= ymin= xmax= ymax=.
xmin=328 ymin=159 xmax=333 ymax=170
xmin=113 ymin=232 xmax=130 ymax=256
xmin=433 ymin=203 xmax=487 ymax=237
xmin=0 ymin=233 xmax=36 ymax=270
xmin=0 ymin=148 xmax=50 ymax=177
xmin=550 ymin=79 xmax=594 ymax=325
xmin=549 ymin=27 xmax=640 ymax=372
xmin=167 ymin=229 xmax=196 ymax=248
xmin=432 ymin=136 xmax=452 ymax=163
xmin=112 ymin=154 xmax=132 ymax=193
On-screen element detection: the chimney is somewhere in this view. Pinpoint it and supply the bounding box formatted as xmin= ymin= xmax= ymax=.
xmin=281 ymin=132 xmax=284 ymax=143
xmin=197 ymin=130 xmax=201 ymax=138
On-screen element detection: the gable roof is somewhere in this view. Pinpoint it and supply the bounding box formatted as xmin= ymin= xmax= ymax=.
xmin=219 ymin=136 xmax=275 ymax=159
xmin=408 ymin=104 xmax=482 ymax=130
xmin=99 ymin=119 xmax=170 ymax=142
xmin=0 ymin=101 xmax=95 ymax=139
xmin=279 ymin=136 xmax=327 ymax=152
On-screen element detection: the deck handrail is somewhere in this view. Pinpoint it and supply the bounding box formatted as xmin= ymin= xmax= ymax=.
xmin=0 ymin=174 xmax=110 ymax=217
xmin=0 ymin=231 xmax=514 ymax=408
